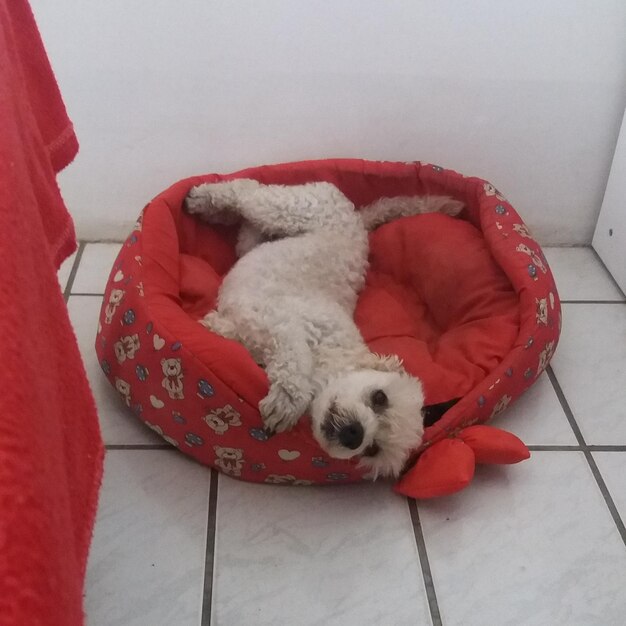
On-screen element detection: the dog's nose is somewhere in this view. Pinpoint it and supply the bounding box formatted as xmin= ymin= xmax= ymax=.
xmin=337 ymin=421 xmax=364 ymax=450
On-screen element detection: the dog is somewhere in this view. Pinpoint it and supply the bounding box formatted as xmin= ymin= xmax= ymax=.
xmin=185 ymin=178 xmax=463 ymax=478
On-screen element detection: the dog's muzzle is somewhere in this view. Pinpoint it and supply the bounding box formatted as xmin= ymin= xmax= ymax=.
xmin=323 ymin=416 xmax=365 ymax=450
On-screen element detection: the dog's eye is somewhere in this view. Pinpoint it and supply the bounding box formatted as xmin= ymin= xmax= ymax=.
xmin=371 ymin=390 xmax=388 ymax=408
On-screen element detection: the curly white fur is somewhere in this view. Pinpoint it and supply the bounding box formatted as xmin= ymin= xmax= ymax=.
xmin=185 ymin=179 xmax=463 ymax=478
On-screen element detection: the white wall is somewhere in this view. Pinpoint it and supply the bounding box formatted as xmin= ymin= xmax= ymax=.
xmin=32 ymin=0 xmax=626 ymax=243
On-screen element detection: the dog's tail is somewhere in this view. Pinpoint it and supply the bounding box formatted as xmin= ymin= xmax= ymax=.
xmin=360 ymin=195 xmax=464 ymax=231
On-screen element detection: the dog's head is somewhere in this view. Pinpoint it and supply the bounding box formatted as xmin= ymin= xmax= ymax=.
xmin=311 ymin=355 xmax=424 ymax=478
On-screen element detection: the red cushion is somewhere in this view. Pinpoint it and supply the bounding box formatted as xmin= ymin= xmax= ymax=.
xmin=359 ymin=213 xmax=519 ymax=405
xmin=458 ymin=425 xmax=531 ymax=464
xmin=394 ymin=439 xmax=476 ymax=499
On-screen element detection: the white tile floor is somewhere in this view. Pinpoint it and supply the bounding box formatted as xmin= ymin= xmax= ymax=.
xmin=61 ymin=244 xmax=626 ymax=626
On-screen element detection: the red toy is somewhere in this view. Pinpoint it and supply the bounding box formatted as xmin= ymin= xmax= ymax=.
xmin=96 ymin=159 xmax=560 ymax=498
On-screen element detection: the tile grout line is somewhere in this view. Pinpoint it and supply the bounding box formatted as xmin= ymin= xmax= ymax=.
xmin=407 ymin=499 xmax=442 ymax=626
xmin=63 ymin=241 xmax=86 ymax=302
xmin=560 ymin=300 xmax=626 ymax=304
xmin=527 ymin=445 xmax=626 ymax=452
xmin=547 ymin=366 xmax=626 ymax=546
xmin=201 ymin=470 xmax=219 ymax=626
xmin=527 ymin=445 xmax=581 ymax=451
xmin=546 ymin=367 xmax=587 ymax=447
xmin=583 ymin=452 xmax=626 ymax=540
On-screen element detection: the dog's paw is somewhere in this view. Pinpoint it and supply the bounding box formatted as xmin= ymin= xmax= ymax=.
xmin=184 ymin=179 xmax=260 ymax=224
xmin=184 ymin=184 xmax=214 ymax=214
xmin=259 ymin=384 xmax=307 ymax=434
xmin=183 ymin=186 xmax=237 ymax=225
xmin=184 ymin=183 xmax=238 ymax=225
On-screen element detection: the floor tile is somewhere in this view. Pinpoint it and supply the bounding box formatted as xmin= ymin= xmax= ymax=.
xmin=419 ymin=451 xmax=626 ymax=626
xmin=72 ymin=243 xmax=122 ymax=294
xmin=550 ymin=303 xmax=626 ymax=444
xmin=85 ymin=450 xmax=210 ymax=626
xmin=67 ymin=295 xmax=163 ymax=445
xmin=492 ymin=372 xmax=577 ymax=445
xmin=57 ymin=249 xmax=77 ymax=292
xmin=213 ymin=479 xmax=430 ymax=626
xmin=592 ymin=452 xmax=626 ymax=522
xmin=543 ymin=247 xmax=624 ymax=302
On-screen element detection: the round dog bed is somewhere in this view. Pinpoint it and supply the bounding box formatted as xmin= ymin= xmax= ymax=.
xmin=96 ymin=159 xmax=561 ymax=498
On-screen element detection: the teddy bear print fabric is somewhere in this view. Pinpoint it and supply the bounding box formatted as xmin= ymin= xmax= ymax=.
xmin=96 ymin=160 xmax=561 ymax=485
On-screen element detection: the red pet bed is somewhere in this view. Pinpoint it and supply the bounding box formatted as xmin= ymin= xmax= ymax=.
xmin=96 ymin=159 xmax=561 ymax=498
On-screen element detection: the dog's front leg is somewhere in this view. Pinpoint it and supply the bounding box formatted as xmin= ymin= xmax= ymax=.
xmin=259 ymin=337 xmax=314 ymax=434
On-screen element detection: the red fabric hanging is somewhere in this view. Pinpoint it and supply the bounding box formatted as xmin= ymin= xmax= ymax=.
xmin=0 ymin=2 xmax=103 ymax=624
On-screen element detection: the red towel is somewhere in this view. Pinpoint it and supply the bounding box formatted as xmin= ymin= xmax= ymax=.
xmin=0 ymin=2 xmax=103 ymax=625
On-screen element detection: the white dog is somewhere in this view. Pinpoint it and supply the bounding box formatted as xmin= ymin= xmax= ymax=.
xmin=185 ymin=179 xmax=463 ymax=478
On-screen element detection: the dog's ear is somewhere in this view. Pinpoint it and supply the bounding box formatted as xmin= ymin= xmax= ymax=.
xmin=366 ymin=353 xmax=405 ymax=373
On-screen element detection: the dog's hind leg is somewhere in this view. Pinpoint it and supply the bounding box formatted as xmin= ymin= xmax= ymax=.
xmin=185 ymin=179 xmax=356 ymax=238
xmin=360 ymin=195 xmax=464 ymax=231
